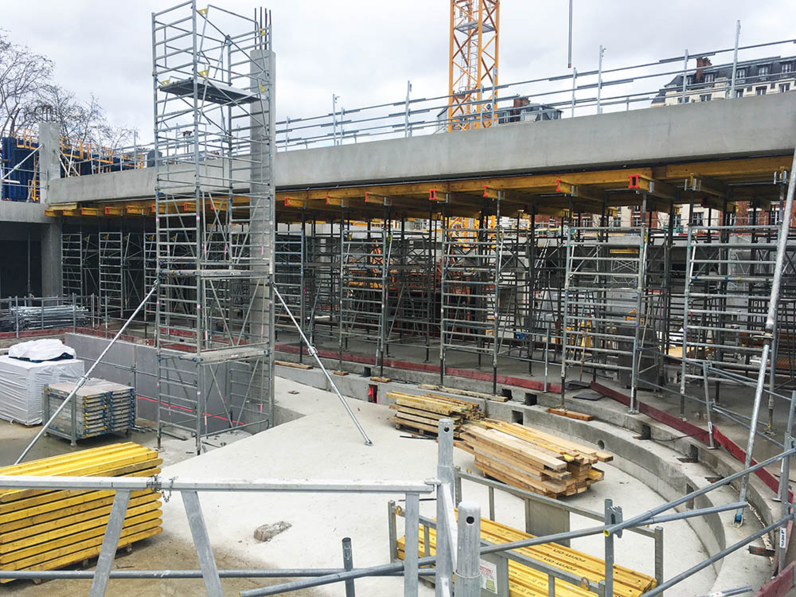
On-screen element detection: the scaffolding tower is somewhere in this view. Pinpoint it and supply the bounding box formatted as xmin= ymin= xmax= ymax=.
xmin=152 ymin=1 xmax=275 ymax=454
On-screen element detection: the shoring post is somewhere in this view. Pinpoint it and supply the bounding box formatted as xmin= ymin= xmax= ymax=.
xmin=455 ymin=501 xmax=482 ymax=597
xmin=273 ymin=286 xmax=373 ymax=446
xmin=342 ymin=537 xmax=355 ymax=597
xmin=603 ymin=498 xmax=621 ymax=596
xmin=735 ymin=343 xmax=770 ymax=525
xmin=388 ymin=500 xmax=399 ymax=563
xmin=404 ymin=493 xmax=420 ymax=597
xmin=493 ymin=192 xmax=503 ymax=395
xmin=439 ymin=209 xmax=448 ymax=387
xmin=435 ymin=418 xmax=455 ymax=595
xmin=702 ymin=361 xmax=716 ymax=449
xmin=680 ymin=218 xmax=695 ymax=418
xmin=629 ymin=192 xmax=648 ymax=414
xmin=778 ymin=390 xmax=796 ymax=573
xmin=653 ymin=526 xmax=664 ymax=595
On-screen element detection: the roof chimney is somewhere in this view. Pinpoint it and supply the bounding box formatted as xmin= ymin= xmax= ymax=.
xmin=695 ymin=57 xmax=712 ymax=83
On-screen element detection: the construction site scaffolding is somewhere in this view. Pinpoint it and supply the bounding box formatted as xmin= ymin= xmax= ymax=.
xmin=152 ymin=1 xmax=275 ymax=454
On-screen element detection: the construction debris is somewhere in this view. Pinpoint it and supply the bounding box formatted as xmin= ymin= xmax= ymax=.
xmin=387 ymin=391 xmax=482 ymax=437
xmin=0 ymin=443 xmax=162 ymax=581
xmin=397 ymin=515 xmax=656 ymax=596
xmin=546 ymin=407 xmax=594 ymax=421
xmin=458 ymin=419 xmax=611 ymax=498
xmin=274 ymin=360 xmax=313 ymax=370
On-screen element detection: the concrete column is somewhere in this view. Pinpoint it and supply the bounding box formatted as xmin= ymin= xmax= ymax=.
xmin=40 ymin=221 xmax=62 ymax=297
xmin=38 ymin=120 xmax=63 ymax=297
xmin=248 ymin=47 xmax=276 ymax=427
xmin=38 ymin=121 xmax=61 ymax=205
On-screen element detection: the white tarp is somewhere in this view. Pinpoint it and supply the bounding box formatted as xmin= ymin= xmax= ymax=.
xmin=0 ymin=356 xmax=84 ymax=425
xmin=7 ymin=339 xmax=77 ymax=362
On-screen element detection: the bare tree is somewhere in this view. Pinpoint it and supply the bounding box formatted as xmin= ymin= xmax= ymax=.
xmin=34 ymin=84 xmax=135 ymax=172
xmin=0 ymin=31 xmax=52 ymax=138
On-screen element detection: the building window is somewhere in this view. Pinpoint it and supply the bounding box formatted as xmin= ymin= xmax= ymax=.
xmin=633 ymin=205 xmax=641 ymax=213
xmin=726 ymin=212 xmax=736 ymax=226
xmin=686 ymin=75 xmax=695 ymax=85
xmin=756 ymin=86 xmax=767 ymax=96
xmin=704 ymin=72 xmax=715 ymax=84
xmin=632 ymin=216 xmax=642 ymax=227
xmin=692 ymin=212 xmax=704 ymax=226
xmin=772 ymin=209 xmax=782 ymax=226
xmin=758 ymin=64 xmax=770 ymax=77
xmin=735 ymin=89 xmax=744 ymax=98
xmin=783 ymin=62 xmax=794 ymax=74
xmin=699 ymin=94 xmax=711 ymax=102
xmin=672 ymin=214 xmax=682 ymax=228
xmin=781 ymin=83 xmax=791 ymax=93
xmin=612 ymin=216 xmax=622 ymax=228
xmin=736 ymin=67 xmax=747 ymax=79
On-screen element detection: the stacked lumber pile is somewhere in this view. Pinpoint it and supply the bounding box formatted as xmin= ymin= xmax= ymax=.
xmin=0 ymin=443 xmax=162 ymax=581
xmin=397 ymin=515 xmax=655 ymax=596
xmin=459 ymin=420 xmax=612 ymax=498
xmin=387 ymin=391 xmax=483 ymax=437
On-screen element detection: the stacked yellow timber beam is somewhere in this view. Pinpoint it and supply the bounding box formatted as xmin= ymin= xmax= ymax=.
xmin=387 ymin=391 xmax=483 ymax=437
xmin=459 ymin=420 xmax=612 ymax=498
xmin=0 ymin=443 xmax=162 ymax=581
xmin=397 ymin=516 xmax=655 ymax=596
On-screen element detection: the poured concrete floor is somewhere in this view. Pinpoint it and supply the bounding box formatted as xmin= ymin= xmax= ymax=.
xmin=0 ymin=373 xmax=773 ymax=595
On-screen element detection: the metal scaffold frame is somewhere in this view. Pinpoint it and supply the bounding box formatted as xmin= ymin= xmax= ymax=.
xmin=152 ymin=0 xmax=275 ymax=454
xmin=99 ymin=231 xmax=124 ymax=319
xmin=680 ymin=221 xmax=796 ymax=392
xmin=562 ymin=215 xmax=648 ymax=412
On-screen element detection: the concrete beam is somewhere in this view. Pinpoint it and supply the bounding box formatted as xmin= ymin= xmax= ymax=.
xmin=48 ymin=93 xmax=796 ymax=204
xmin=0 ymin=201 xmax=50 ymax=224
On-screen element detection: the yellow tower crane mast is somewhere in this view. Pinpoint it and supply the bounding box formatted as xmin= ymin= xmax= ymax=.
xmin=447 ymin=0 xmax=500 ymax=131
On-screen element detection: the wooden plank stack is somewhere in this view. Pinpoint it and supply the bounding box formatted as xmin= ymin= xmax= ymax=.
xmin=0 ymin=442 xmax=163 ymax=581
xmin=387 ymin=391 xmax=483 ymax=437
xmin=459 ymin=420 xmax=612 ymax=498
xmin=397 ymin=515 xmax=656 ymax=596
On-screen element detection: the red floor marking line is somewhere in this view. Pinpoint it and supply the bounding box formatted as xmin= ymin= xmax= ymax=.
xmin=755 ymin=561 xmax=795 ymax=597
xmin=136 ymin=395 xmax=243 ymax=426
xmin=591 ymin=381 xmax=792 ymax=499
xmin=275 ymin=344 xmax=562 ymax=393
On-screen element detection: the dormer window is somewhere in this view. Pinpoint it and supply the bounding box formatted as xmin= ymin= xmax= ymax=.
xmin=759 ymin=64 xmax=770 ymax=76
xmin=704 ymin=72 xmax=715 ymax=83
xmin=737 ymin=67 xmax=747 ymax=79
xmin=783 ymin=62 xmax=794 ymax=74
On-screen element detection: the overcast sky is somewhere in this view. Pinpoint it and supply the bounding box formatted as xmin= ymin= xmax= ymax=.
xmin=3 ymin=0 xmax=795 ymax=143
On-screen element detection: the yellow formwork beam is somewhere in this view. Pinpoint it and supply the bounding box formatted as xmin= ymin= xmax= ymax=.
xmin=627 ymin=174 xmax=679 ymax=201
